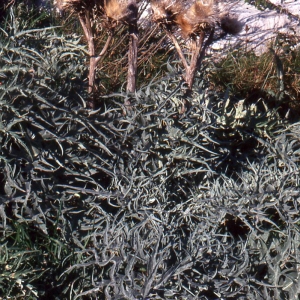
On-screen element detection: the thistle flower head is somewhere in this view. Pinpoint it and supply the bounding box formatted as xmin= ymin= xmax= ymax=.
xmin=151 ymin=0 xmax=216 ymax=37
xmin=175 ymin=0 xmax=216 ymax=37
xmin=105 ymin=0 xmax=138 ymax=23
xmin=151 ymin=0 xmax=181 ymax=24
xmin=220 ymin=13 xmax=243 ymax=35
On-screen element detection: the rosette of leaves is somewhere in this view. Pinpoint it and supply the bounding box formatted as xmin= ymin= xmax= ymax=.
xmin=1 ymin=8 xmax=299 ymax=300
xmin=53 ymin=82 xmax=300 ymax=299
xmin=205 ymin=122 xmax=300 ymax=299
xmin=57 ymin=69 xmax=294 ymax=299
xmin=0 ymin=11 xmax=120 ymax=298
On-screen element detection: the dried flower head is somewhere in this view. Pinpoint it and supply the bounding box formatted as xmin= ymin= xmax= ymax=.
xmin=105 ymin=0 xmax=138 ymax=23
xmin=151 ymin=0 xmax=216 ymax=37
xmin=151 ymin=0 xmax=181 ymax=24
xmin=175 ymin=0 xmax=216 ymax=37
xmin=220 ymin=14 xmax=243 ymax=35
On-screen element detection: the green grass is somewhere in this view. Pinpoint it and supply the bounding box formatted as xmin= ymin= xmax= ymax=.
xmin=208 ymin=34 xmax=300 ymax=119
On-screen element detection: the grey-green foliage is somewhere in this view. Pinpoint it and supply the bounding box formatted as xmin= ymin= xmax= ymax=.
xmin=1 ymin=9 xmax=300 ymax=300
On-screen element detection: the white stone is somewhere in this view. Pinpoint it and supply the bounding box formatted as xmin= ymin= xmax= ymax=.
xmin=212 ymin=0 xmax=300 ymax=54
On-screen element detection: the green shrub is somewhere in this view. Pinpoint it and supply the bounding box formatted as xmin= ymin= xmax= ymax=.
xmin=1 ymin=6 xmax=300 ymax=300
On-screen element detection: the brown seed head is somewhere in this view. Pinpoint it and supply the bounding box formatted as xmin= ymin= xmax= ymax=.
xmin=105 ymin=0 xmax=137 ymax=23
xmin=151 ymin=0 xmax=181 ymax=24
xmin=220 ymin=14 xmax=243 ymax=35
xmin=176 ymin=0 xmax=215 ymax=37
